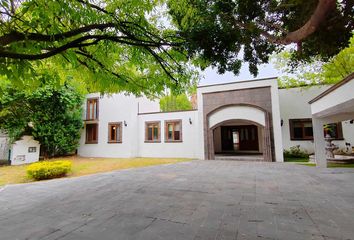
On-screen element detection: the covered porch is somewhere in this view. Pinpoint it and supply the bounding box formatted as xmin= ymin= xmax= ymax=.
xmin=310 ymin=73 xmax=354 ymax=167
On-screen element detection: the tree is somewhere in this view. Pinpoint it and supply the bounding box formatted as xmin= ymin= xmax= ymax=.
xmin=273 ymin=33 xmax=354 ymax=88
xmin=160 ymin=93 xmax=193 ymax=111
xmin=0 ymin=0 xmax=196 ymax=96
xmin=0 ymin=80 xmax=84 ymax=157
xmin=0 ymin=1 xmax=352 ymax=92
xmin=167 ymin=0 xmax=353 ymax=76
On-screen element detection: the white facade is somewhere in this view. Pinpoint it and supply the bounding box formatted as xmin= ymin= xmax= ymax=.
xmin=10 ymin=136 xmax=40 ymax=165
xmin=138 ymin=110 xmax=199 ymax=158
xmin=77 ymin=78 xmax=354 ymax=161
xmin=279 ymin=86 xmax=354 ymax=154
xmin=77 ymin=93 xmax=160 ymax=158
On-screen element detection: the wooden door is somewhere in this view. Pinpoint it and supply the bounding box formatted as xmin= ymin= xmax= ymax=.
xmin=239 ymin=125 xmax=259 ymax=151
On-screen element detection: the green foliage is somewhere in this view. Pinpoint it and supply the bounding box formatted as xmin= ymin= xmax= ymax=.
xmin=283 ymin=145 xmax=310 ymax=159
xmin=0 ymin=0 xmax=197 ymax=96
xmin=0 ymin=81 xmax=84 ymax=157
xmin=274 ymin=33 xmax=354 ymax=88
xmin=168 ymin=0 xmax=353 ymax=76
xmin=26 ymin=160 xmax=72 ymax=180
xmin=160 ymin=94 xmax=193 ymax=111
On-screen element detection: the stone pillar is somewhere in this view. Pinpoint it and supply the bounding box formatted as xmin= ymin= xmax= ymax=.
xmin=262 ymin=113 xmax=272 ymax=162
xmin=313 ymin=117 xmax=327 ymax=168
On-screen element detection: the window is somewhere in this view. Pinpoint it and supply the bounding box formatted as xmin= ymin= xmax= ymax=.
xmin=86 ymin=98 xmax=98 ymax=120
xmin=86 ymin=123 xmax=98 ymax=143
xmin=165 ymin=120 xmax=182 ymax=142
xmin=289 ymin=119 xmax=313 ymax=140
xmin=324 ymin=123 xmax=343 ymax=140
xmin=289 ymin=119 xmax=343 ymax=140
xmin=108 ymin=122 xmax=122 ymax=143
xmin=145 ymin=121 xmax=160 ymax=142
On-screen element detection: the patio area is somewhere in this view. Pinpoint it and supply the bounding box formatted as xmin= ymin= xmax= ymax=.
xmin=0 ymin=160 xmax=354 ymax=240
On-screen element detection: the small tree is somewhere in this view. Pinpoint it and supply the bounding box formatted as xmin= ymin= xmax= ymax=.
xmin=0 ymin=81 xmax=84 ymax=158
xmin=160 ymin=94 xmax=193 ymax=112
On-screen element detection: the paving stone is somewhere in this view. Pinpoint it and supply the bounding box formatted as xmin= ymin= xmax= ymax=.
xmin=0 ymin=161 xmax=354 ymax=240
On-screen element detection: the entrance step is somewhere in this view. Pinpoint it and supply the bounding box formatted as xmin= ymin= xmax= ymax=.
xmin=214 ymin=155 xmax=264 ymax=161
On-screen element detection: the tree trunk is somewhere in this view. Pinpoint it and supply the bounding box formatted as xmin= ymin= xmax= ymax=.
xmin=279 ymin=0 xmax=337 ymax=44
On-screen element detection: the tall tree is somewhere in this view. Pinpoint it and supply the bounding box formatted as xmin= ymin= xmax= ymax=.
xmin=168 ymin=0 xmax=353 ymax=76
xmin=0 ymin=80 xmax=84 ymax=157
xmin=0 ymin=0 xmax=196 ymax=96
xmin=273 ymin=33 xmax=354 ymax=88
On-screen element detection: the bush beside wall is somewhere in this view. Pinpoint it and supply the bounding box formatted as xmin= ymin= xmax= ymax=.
xmin=283 ymin=145 xmax=310 ymax=158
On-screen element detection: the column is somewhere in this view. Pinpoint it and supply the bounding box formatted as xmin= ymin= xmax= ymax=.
xmin=313 ymin=117 xmax=327 ymax=168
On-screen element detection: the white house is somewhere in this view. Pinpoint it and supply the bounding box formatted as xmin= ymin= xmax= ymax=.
xmin=77 ymin=76 xmax=354 ymax=162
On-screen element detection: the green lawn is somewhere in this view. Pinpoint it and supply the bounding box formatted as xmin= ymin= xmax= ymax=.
xmin=284 ymin=157 xmax=309 ymax=163
xmin=0 ymin=157 xmax=193 ymax=186
xmin=284 ymin=156 xmax=354 ymax=168
xmin=328 ymin=163 xmax=354 ymax=168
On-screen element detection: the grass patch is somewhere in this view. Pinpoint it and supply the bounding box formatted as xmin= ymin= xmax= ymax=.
xmin=284 ymin=157 xmax=309 ymax=163
xmin=0 ymin=157 xmax=192 ymax=186
xmin=298 ymin=162 xmax=316 ymax=167
xmin=328 ymin=163 xmax=354 ymax=168
xmin=295 ymin=162 xmax=354 ymax=168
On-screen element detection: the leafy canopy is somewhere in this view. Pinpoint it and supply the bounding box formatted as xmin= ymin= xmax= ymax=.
xmin=0 ymin=80 xmax=84 ymax=157
xmin=0 ymin=0 xmax=197 ymax=96
xmin=273 ymin=33 xmax=354 ymax=88
xmin=160 ymin=93 xmax=193 ymax=111
xmin=167 ymin=0 xmax=353 ymax=76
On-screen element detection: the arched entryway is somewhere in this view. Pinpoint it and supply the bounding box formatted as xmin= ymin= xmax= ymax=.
xmin=206 ymin=105 xmax=273 ymax=161
xmin=212 ymin=120 xmax=264 ymax=160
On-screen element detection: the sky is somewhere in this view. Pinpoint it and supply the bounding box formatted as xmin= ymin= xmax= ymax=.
xmin=199 ymin=62 xmax=281 ymax=86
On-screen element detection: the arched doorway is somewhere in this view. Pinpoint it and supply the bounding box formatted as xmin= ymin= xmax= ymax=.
xmin=206 ymin=105 xmax=272 ymax=161
xmin=212 ymin=120 xmax=264 ymax=160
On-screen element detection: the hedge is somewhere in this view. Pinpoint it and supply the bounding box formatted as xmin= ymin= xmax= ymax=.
xmin=27 ymin=160 xmax=72 ymax=180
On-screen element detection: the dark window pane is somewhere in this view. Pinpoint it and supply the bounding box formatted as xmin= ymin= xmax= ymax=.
xmin=174 ymin=131 xmax=180 ymax=140
xmin=153 ymin=126 xmax=158 ymax=140
xmin=293 ymin=127 xmax=303 ymax=139
xmin=148 ymin=127 xmax=153 ymax=140
xmin=304 ymin=127 xmax=313 ymax=137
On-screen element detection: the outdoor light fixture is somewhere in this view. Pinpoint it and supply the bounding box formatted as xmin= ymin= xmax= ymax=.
xmin=281 ymin=119 xmax=284 ymax=126
xmin=350 ymin=119 xmax=354 ymax=124
xmin=189 ymin=118 xmax=192 ymax=124
xmin=124 ymin=120 xmax=127 ymax=127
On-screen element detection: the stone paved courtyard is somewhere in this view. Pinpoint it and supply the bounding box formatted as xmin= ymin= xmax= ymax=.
xmin=0 ymin=160 xmax=354 ymax=240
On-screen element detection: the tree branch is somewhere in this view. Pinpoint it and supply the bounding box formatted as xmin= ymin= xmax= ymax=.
xmin=230 ymin=0 xmax=337 ymax=45
xmin=279 ymin=0 xmax=337 ymax=44
xmin=0 ymin=23 xmax=116 ymax=46
xmin=0 ymin=34 xmax=177 ymax=60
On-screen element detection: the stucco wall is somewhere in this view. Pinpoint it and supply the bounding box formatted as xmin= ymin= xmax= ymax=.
xmin=10 ymin=136 xmax=40 ymax=165
xmin=279 ymin=86 xmax=329 ymax=153
xmin=77 ymin=93 xmax=160 ymax=158
xmin=138 ymin=110 xmax=199 ymax=158
xmin=279 ymin=85 xmax=354 ymax=154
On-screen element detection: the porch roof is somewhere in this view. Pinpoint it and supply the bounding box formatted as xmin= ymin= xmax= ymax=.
xmin=309 ymin=72 xmax=354 ymax=122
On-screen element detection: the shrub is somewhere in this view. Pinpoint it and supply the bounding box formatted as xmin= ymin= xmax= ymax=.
xmin=27 ymin=160 xmax=72 ymax=180
xmin=283 ymin=145 xmax=310 ymax=158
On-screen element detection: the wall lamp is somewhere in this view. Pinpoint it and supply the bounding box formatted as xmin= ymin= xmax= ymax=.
xmin=350 ymin=119 xmax=354 ymax=124
xmin=189 ymin=118 xmax=192 ymax=125
xmin=124 ymin=120 xmax=127 ymax=127
xmin=281 ymin=119 xmax=284 ymax=127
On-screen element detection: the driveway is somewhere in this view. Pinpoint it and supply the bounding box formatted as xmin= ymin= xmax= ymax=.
xmin=0 ymin=161 xmax=354 ymax=240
